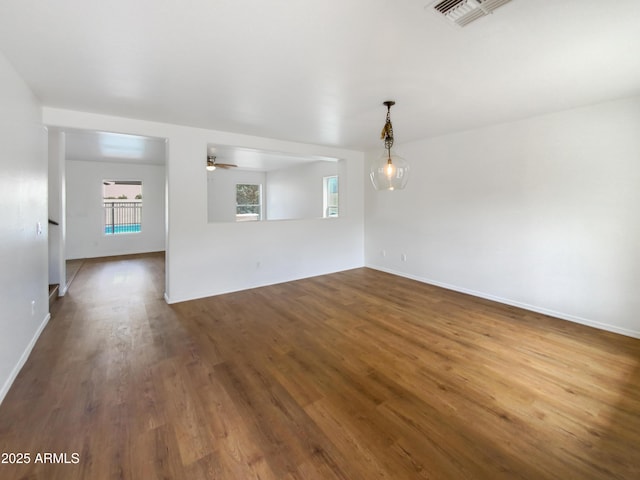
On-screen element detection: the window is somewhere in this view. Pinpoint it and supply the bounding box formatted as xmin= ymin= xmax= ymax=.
xmin=323 ymin=175 xmax=339 ymax=218
xmin=103 ymin=180 xmax=142 ymax=234
xmin=236 ymin=184 xmax=262 ymax=222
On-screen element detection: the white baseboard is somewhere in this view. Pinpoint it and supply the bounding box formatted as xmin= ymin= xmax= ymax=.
xmin=367 ymin=264 xmax=640 ymax=340
xmin=0 ymin=313 xmax=51 ymax=406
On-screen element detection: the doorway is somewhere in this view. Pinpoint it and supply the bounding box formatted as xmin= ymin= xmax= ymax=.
xmin=47 ymin=128 xmax=168 ymax=298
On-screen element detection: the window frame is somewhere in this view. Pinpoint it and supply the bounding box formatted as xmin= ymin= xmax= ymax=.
xmin=235 ymin=183 xmax=263 ymax=222
xmin=102 ymin=180 xmax=143 ymax=235
xmin=323 ymin=175 xmax=339 ymax=218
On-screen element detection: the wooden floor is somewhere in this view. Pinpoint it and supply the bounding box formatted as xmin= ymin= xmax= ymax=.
xmin=65 ymin=258 xmax=85 ymax=289
xmin=1 ymin=253 xmax=639 ymax=480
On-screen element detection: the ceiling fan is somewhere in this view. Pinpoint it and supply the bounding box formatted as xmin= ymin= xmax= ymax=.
xmin=206 ymin=155 xmax=237 ymax=171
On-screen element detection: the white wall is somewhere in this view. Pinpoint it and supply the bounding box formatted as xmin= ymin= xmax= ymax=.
xmin=0 ymin=52 xmax=49 ymax=404
xmin=66 ymin=160 xmax=166 ymax=259
xmin=267 ymin=160 xmax=339 ymax=220
xmin=365 ymin=95 xmax=640 ymax=338
xmin=48 ymin=130 xmax=66 ymax=292
xmin=43 ymin=108 xmax=365 ymax=303
xmin=208 ymin=169 xmax=267 ymax=222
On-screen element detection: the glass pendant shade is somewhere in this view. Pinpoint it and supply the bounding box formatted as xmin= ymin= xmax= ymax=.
xmin=370 ymin=150 xmax=409 ymax=191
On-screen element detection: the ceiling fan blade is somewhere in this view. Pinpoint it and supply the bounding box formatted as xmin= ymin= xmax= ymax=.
xmin=206 ymin=154 xmax=237 ymax=169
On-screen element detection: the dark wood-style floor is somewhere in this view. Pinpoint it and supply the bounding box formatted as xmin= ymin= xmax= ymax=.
xmin=1 ymin=253 xmax=639 ymax=479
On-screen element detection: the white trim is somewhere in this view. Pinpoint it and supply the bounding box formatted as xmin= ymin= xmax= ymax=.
xmin=367 ymin=264 xmax=640 ymax=340
xmin=0 ymin=313 xmax=51 ymax=406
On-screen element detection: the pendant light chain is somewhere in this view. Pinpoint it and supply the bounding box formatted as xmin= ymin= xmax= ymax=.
xmin=384 ymin=107 xmax=394 ymax=152
xmin=370 ymin=100 xmax=408 ymax=191
xmin=382 ymin=103 xmax=395 ymax=157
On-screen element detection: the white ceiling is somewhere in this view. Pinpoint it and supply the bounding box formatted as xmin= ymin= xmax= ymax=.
xmin=1 ymin=0 xmax=639 ymax=150
xmin=63 ymin=129 xmax=166 ymax=165
xmin=208 ymin=145 xmax=338 ymax=172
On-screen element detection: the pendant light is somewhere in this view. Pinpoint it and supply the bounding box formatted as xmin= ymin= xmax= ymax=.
xmin=370 ymin=101 xmax=408 ymax=191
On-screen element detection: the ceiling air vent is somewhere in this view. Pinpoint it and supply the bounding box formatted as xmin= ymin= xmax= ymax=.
xmin=429 ymin=0 xmax=513 ymax=27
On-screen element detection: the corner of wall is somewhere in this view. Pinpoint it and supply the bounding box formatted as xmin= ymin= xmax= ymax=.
xmin=0 ymin=313 xmax=50 ymax=406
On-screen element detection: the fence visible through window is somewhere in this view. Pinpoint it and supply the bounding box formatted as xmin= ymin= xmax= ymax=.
xmin=104 ymin=201 xmax=142 ymax=234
